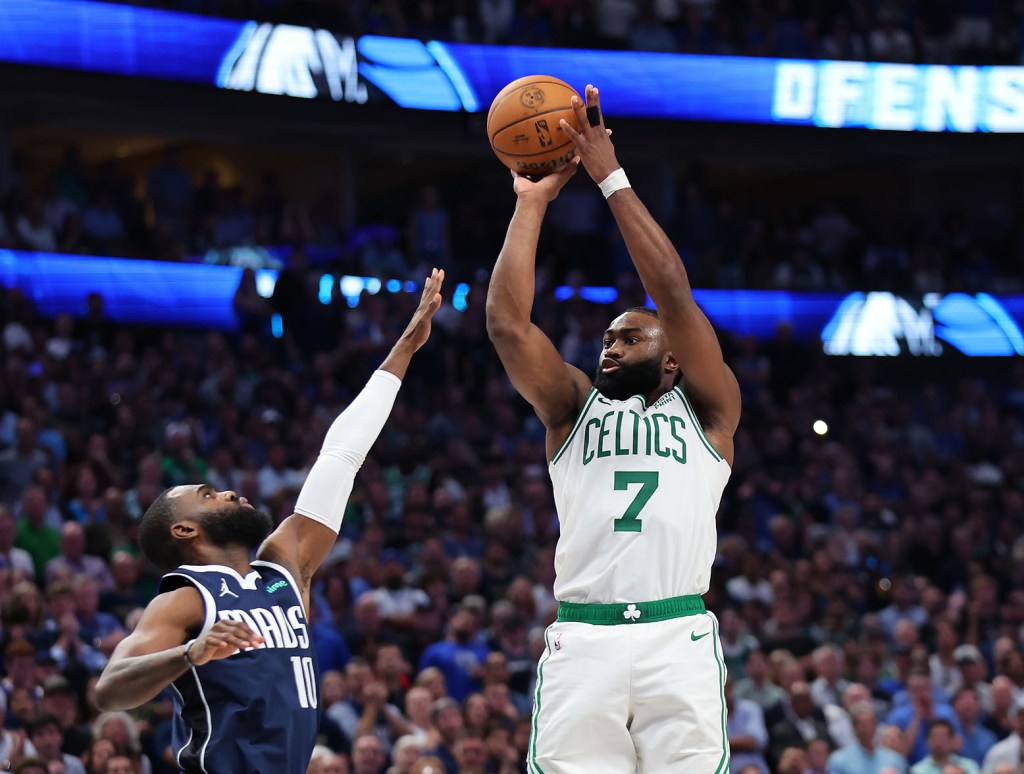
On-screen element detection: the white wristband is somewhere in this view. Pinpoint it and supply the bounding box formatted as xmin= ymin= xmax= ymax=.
xmin=598 ymin=168 xmax=631 ymax=199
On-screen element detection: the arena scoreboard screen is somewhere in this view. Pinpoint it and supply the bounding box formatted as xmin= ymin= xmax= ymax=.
xmin=1 ymin=0 xmax=1023 ymax=132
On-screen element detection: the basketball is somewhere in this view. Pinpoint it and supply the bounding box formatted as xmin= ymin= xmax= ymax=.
xmin=487 ymin=75 xmax=581 ymax=177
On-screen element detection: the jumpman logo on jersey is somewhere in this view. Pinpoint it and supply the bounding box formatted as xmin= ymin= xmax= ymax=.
xmin=219 ymin=579 xmax=239 ymax=599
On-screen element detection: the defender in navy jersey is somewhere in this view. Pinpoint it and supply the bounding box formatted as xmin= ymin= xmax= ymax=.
xmin=95 ymin=270 xmax=445 ymax=774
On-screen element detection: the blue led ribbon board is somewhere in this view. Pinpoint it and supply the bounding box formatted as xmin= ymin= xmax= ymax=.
xmin=1 ymin=0 xmax=1022 ymax=131
xmin=1 ymin=251 xmax=1022 ymax=355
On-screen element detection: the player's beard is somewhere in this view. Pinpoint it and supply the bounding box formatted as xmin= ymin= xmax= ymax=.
xmin=202 ymin=501 xmax=274 ymax=552
xmin=593 ymin=356 xmax=664 ymax=402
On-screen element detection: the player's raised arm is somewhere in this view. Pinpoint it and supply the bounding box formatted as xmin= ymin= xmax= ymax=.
xmin=258 ymin=269 xmax=445 ymax=592
xmin=486 ymin=164 xmax=593 ymax=457
xmin=560 ymin=86 xmax=740 ymax=463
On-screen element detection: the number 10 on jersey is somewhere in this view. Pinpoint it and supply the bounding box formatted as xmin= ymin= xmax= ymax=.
xmin=613 ymin=471 xmax=659 ymax=533
xmin=291 ymin=656 xmax=318 ymax=708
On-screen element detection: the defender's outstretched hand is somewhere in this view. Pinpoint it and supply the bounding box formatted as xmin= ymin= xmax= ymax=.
xmin=560 ymin=85 xmax=621 ymax=185
xmin=187 ymin=620 xmax=265 ymax=666
xmin=401 ymin=267 xmax=445 ymax=351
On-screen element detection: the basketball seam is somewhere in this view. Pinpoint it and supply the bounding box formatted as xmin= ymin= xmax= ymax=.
xmin=487 ymin=78 xmax=576 ymax=123
xmin=488 ymin=105 xmax=578 ymax=141
xmin=493 ymin=140 xmax=575 ymax=158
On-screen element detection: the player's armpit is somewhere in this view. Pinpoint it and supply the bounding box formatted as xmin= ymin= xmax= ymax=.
xmin=660 ymin=302 xmax=741 ymax=441
xmin=487 ymin=321 xmax=591 ymax=445
xmin=258 ymin=513 xmax=336 ymax=592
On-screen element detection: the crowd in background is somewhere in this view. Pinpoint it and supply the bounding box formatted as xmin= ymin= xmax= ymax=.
xmin=0 ymin=255 xmax=1021 ymax=772
xmin=103 ymin=0 xmax=1024 ymax=65
xmin=0 ymin=2 xmax=1022 ymax=772
xmin=1 ymin=143 xmax=1021 ymax=295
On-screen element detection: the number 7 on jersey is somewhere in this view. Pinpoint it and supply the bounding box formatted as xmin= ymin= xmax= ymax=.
xmin=613 ymin=471 xmax=659 ymax=533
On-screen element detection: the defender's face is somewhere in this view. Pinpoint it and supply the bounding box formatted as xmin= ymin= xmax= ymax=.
xmin=166 ymin=484 xmax=255 ymax=513
xmin=167 ymin=484 xmax=272 ymax=551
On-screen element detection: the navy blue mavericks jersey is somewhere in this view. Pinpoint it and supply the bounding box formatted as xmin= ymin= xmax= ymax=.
xmin=159 ymin=561 xmax=320 ymax=774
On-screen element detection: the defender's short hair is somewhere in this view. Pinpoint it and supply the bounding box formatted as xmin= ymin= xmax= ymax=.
xmin=137 ymin=489 xmax=185 ymax=571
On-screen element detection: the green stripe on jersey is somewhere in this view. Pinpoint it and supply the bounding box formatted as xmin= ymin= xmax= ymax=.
xmin=711 ymin=614 xmax=729 ymax=774
xmin=550 ymin=388 xmax=599 ymax=465
xmin=674 ymin=387 xmax=724 ymax=462
xmin=528 ymin=627 xmax=553 ymax=773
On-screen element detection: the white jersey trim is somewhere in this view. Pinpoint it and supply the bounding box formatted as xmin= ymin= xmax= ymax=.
xmin=252 ymin=559 xmax=307 ymax=619
xmin=178 ymin=564 xmax=262 ymax=590
xmin=163 ymin=573 xmax=217 ymax=774
xmin=674 ymin=386 xmax=726 ymax=464
xmin=551 ymin=388 xmax=599 ymax=465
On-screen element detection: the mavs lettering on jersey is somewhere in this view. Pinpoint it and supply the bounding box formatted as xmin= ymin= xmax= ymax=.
xmin=159 ymin=561 xmax=319 ymax=773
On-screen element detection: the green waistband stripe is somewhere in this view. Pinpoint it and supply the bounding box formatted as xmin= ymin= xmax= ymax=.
xmin=556 ymin=594 xmax=705 ymax=625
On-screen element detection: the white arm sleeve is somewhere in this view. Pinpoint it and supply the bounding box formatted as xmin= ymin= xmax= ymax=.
xmin=293 ymin=369 xmax=401 ymax=533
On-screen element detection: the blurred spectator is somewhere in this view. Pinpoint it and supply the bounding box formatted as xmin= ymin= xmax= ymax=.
xmin=98 ymin=552 xmax=148 ymax=626
xmin=0 ymin=421 xmax=50 ymax=506
xmin=406 ymin=186 xmax=450 ymax=274
xmin=73 ymin=576 xmax=126 ymax=657
xmin=146 ymin=146 xmax=192 ymax=243
xmin=811 ymin=645 xmax=850 ymax=709
xmin=910 ymin=719 xmax=980 ymax=773
xmin=828 ymin=702 xmax=908 ymax=774
xmin=735 ymin=649 xmax=786 ymax=712
xmin=26 ymin=714 xmax=87 ymax=774
xmin=418 ymin=607 xmax=488 ymax=702
xmin=14 ymin=197 xmax=57 ymax=253
xmin=39 ymin=675 xmax=91 ymax=757
xmin=423 ymin=697 xmax=463 ymax=773
xmin=768 ymin=681 xmax=833 ymax=766
xmin=46 ymin=523 xmax=113 ymax=590
xmin=14 ymin=487 xmax=61 ymax=582
xmin=387 ymin=734 xmax=423 ymax=774
xmin=981 ymin=700 xmax=1024 ymax=773
xmin=478 ymin=0 xmax=514 ymax=43
xmin=81 ymin=192 xmax=127 ymax=254
xmin=887 ymin=670 xmax=962 ymax=764
xmin=308 ymin=743 xmax=349 ymax=774
xmin=727 ymin=676 xmax=770 ymax=774
xmin=953 ymin=686 xmax=997 ymax=765
xmin=351 ymin=734 xmax=386 ymax=774
xmin=0 ymin=506 xmax=35 ymax=577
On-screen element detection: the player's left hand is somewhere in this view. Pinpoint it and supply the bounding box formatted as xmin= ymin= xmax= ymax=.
xmin=511 ymin=156 xmax=580 ymax=202
xmin=400 ymin=267 xmax=445 ymax=351
xmin=560 ymin=84 xmax=621 ymax=186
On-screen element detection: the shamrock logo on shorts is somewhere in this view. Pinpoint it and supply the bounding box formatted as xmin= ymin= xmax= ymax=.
xmin=623 ymin=604 xmax=641 ymax=622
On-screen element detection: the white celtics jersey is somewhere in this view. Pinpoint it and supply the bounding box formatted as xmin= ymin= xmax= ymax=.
xmin=548 ymin=385 xmax=731 ymax=603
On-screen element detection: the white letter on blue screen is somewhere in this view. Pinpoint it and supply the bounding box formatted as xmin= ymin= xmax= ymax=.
xmin=984 ymin=68 xmax=1024 ymax=132
xmin=872 ymin=64 xmax=919 ymax=131
xmin=772 ymin=62 xmax=816 ymax=121
xmin=816 ymin=62 xmax=868 ymax=128
xmin=921 ymin=66 xmax=978 ymax=132
xmin=256 ymin=24 xmax=321 ymax=99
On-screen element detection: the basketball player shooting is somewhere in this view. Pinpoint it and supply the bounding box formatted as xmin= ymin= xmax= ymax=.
xmin=486 ymin=85 xmax=741 ymax=773
xmin=95 ymin=269 xmax=445 ymax=774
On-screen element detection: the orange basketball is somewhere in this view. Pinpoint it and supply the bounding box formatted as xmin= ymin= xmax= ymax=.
xmin=486 ymin=75 xmax=580 ymax=177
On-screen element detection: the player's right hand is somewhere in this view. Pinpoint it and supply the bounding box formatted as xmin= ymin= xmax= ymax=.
xmin=399 ymin=267 xmax=445 ymax=351
xmin=187 ymin=620 xmax=264 ymax=665
xmin=512 ymin=156 xmax=580 ymax=202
